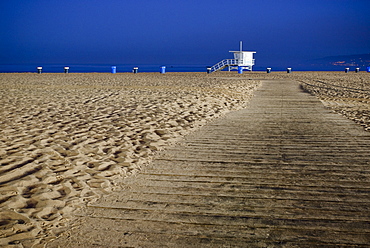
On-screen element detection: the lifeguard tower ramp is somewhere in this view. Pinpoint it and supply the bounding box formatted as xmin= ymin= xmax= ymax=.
xmin=210 ymin=42 xmax=256 ymax=73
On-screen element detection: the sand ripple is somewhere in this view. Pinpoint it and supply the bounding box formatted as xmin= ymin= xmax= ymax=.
xmin=0 ymin=73 xmax=259 ymax=246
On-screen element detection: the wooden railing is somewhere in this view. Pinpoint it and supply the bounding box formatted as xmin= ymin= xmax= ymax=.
xmin=210 ymin=59 xmax=242 ymax=73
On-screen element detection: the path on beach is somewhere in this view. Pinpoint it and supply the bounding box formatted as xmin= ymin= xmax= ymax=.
xmin=49 ymin=80 xmax=370 ymax=247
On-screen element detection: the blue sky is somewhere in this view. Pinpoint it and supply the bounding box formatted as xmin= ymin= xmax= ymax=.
xmin=1 ymin=0 xmax=369 ymax=68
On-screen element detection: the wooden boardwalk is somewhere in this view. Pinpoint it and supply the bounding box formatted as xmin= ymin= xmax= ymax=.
xmin=49 ymin=80 xmax=370 ymax=247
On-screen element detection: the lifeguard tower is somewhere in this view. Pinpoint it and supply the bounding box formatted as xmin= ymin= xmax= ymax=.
xmin=210 ymin=41 xmax=256 ymax=73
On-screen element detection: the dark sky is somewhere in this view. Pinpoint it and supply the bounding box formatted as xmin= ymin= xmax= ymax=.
xmin=1 ymin=0 xmax=370 ymax=68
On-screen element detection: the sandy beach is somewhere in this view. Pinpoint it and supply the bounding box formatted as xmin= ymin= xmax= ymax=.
xmin=0 ymin=72 xmax=260 ymax=247
xmin=242 ymin=71 xmax=370 ymax=131
xmin=1 ymin=71 xmax=369 ymax=247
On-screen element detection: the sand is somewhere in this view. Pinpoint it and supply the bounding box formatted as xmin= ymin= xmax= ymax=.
xmin=0 ymin=71 xmax=369 ymax=247
xmin=0 ymin=72 xmax=260 ymax=247
xmin=238 ymin=71 xmax=370 ymax=131
xmin=297 ymin=72 xmax=370 ymax=131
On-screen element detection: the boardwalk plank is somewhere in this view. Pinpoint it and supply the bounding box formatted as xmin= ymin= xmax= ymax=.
xmin=48 ymin=80 xmax=370 ymax=247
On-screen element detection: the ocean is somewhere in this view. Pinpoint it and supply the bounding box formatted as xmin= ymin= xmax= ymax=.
xmin=0 ymin=64 xmax=212 ymax=73
xmin=0 ymin=64 xmax=364 ymax=73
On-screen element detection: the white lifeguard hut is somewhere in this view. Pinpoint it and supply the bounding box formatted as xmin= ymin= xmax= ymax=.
xmin=210 ymin=41 xmax=256 ymax=73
